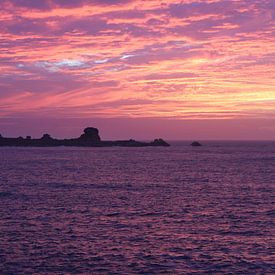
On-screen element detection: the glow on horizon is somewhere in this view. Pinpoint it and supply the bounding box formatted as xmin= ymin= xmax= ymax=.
xmin=0 ymin=0 xmax=274 ymax=131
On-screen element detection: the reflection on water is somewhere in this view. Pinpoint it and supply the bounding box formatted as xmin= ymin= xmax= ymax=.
xmin=0 ymin=142 xmax=274 ymax=274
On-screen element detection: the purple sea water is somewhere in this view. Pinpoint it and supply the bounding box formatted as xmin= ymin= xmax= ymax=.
xmin=0 ymin=142 xmax=274 ymax=274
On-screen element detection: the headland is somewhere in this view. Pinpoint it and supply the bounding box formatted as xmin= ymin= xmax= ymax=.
xmin=0 ymin=127 xmax=170 ymax=147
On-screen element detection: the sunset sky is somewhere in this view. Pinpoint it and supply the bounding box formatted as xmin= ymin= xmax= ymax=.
xmin=0 ymin=0 xmax=274 ymax=140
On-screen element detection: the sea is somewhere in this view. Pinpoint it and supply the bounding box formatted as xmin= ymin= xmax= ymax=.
xmin=0 ymin=141 xmax=274 ymax=274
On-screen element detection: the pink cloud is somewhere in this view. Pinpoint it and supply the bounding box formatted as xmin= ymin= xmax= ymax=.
xmin=0 ymin=0 xmax=274 ymax=138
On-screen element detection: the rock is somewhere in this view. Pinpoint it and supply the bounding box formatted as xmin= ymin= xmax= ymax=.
xmin=79 ymin=127 xmax=101 ymax=142
xmin=191 ymin=141 xmax=202 ymax=147
xmin=151 ymin=138 xmax=170 ymax=147
xmin=41 ymin=134 xmax=52 ymax=140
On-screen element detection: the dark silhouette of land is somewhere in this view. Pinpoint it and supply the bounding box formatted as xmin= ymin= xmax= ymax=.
xmin=191 ymin=141 xmax=202 ymax=146
xmin=0 ymin=127 xmax=170 ymax=147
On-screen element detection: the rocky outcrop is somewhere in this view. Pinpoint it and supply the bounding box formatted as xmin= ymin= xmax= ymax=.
xmin=191 ymin=141 xmax=202 ymax=147
xmin=150 ymin=138 xmax=170 ymax=147
xmin=0 ymin=127 xmax=170 ymax=147
xmin=41 ymin=134 xmax=53 ymax=141
xmin=79 ymin=127 xmax=101 ymax=142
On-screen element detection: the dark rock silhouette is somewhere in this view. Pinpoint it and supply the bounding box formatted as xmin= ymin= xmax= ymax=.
xmin=151 ymin=138 xmax=170 ymax=146
xmin=79 ymin=127 xmax=101 ymax=143
xmin=41 ymin=134 xmax=53 ymax=141
xmin=0 ymin=127 xmax=170 ymax=147
xmin=191 ymin=141 xmax=202 ymax=147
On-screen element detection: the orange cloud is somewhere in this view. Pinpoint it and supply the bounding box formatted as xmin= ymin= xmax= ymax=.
xmin=0 ymin=0 xmax=274 ymax=123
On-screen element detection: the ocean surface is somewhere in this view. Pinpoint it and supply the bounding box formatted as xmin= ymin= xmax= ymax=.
xmin=0 ymin=142 xmax=274 ymax=274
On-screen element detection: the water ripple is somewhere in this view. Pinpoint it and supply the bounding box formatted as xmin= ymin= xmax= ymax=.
xmin=0 ymin=142 xmax=274 ymax=274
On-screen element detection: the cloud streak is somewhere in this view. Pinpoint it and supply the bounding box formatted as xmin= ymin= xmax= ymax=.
xmin=0 ymin=0 xmax=274 ymax=124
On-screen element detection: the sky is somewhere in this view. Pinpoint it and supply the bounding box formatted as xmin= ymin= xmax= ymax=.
xmin=0 ymin=0 xmax=274 ymax=140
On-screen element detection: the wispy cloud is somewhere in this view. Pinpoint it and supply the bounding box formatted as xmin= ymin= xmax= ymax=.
xmin=0 ymin=0 xmax=274 ymax=120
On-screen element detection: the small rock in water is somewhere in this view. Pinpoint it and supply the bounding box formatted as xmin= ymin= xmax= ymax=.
xmin=191 ymin=141 xmax=202 ymax=147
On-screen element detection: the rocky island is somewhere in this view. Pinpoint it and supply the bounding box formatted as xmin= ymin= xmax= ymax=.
xmin=0 ymin=127 xmax=170 ymax=147
xmin=191 ymin=141 xmax=202 ymax=147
